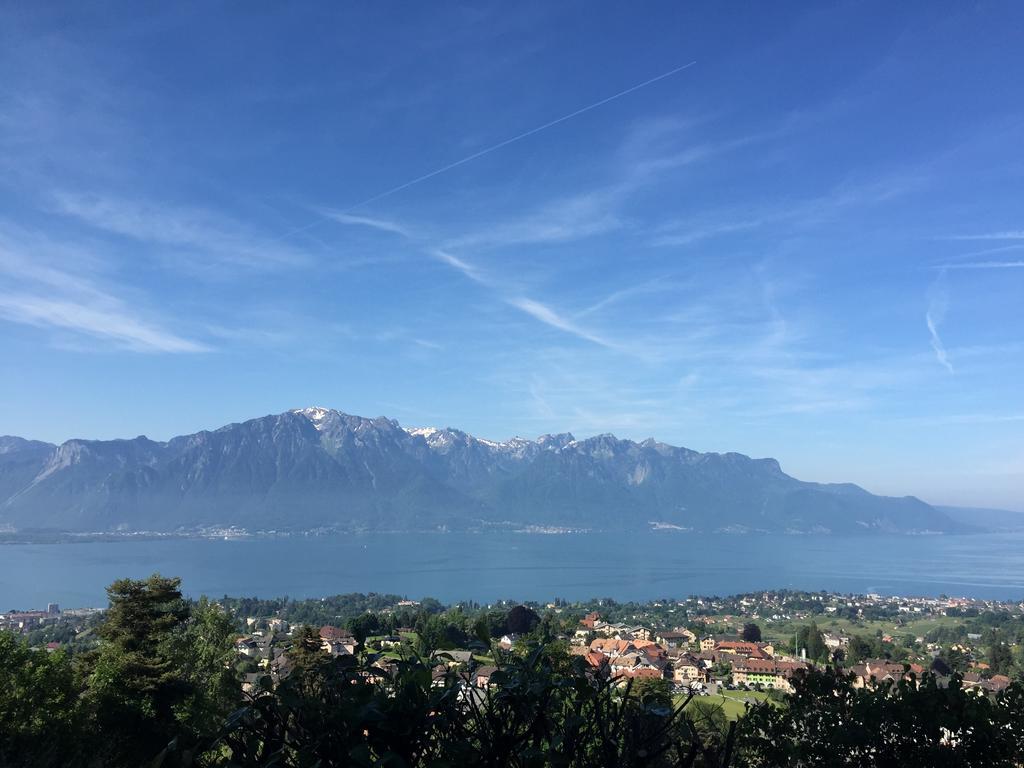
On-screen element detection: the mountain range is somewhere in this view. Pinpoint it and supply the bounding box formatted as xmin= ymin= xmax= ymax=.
xmin=0 ymin=407 xmax=986 ymax=535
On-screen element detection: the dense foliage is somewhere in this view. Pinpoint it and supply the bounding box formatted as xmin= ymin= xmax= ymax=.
xmin=736 ymin=668 xmax=1024 ymax=767
xmin=2 ymin=578 xmax=1024 ymax=767
xmin=0 ymin=575 xmax=239 ymax=767
xmin=196 ymin=646 xmax=733 ymax=768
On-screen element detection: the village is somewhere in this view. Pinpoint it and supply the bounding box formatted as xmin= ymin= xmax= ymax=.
xmin=5 ymin=588 xmax=1022 ymax=714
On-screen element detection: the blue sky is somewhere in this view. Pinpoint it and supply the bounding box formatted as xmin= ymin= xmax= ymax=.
xmin=1 ymin=2 xmax=1022 ymax=509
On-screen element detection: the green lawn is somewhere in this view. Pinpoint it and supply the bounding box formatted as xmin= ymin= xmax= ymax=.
xmin=763 ymin=614 xmax=967 ymax=647
xmin=678 ymin=689 xmax=769 ymax=721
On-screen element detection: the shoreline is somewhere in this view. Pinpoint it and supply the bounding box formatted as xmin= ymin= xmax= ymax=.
xmin=0 ymin=527 xmax=1001 ymax=545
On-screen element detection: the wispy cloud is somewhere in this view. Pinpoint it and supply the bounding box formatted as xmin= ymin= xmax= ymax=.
xmin=506 ymin=297 xmax=615 ymax=349
xmin=938 ymin=261 xmax=1024 ymax=269
xmin=926 ymin=270 xmax=953 ymax=373
xmin=53 ymin=193 xmax=311 ymax=271
xmin=445 ymin=120 xmax=754 ymax=254
xmin=944 ymin=231 xmax=1024 ymax=241
xmin=651 ymin=217 xmax=765 ymax=247
xmin=431 ymin=248 xmax=489 ymax=285
xmin=0 ymin=293 xmax=209 ymax=352
xmin=651 ymin=173 xmax=920 ymax=248
xmin=445 ymin=188 xmax=623 ymax=251
xmin=576 ymin=277 xmax=683 ymax=318
xmin=0 ymin=224 xmax=209 ymax=353
xmin=894 ymin=412 xmax=1024 ymax=426
xmin=322 ymin=211 xmax=414 ymax=238
xmin=945 ymin=243 xmax=1024 ymax=261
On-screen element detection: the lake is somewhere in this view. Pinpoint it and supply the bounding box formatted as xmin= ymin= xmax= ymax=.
xmin=3 ymin=531 xmax=1024 ymax=609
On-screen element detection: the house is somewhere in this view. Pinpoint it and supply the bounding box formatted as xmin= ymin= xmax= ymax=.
xmin=731 ymin=660 xmax=807 ymax=692
xmin=591 ymin=622 xmax=651 ymax=641
xmin=714 ymin=640 xmax=774 ymax=658
xmin=963 ymin=673 xmax=1012 ymax=694
xmin=319 ymin=625 xmax=354 ymax=642
xmin=271 ymin=651 xmax=293 ymax=682
xmin=474 ymin=665 xmax=499 ymax=688
xmin=671 ymin=654 xmax=707 ymax=683
xmin=589 ymin=638 xmax=636 ymax=658
xmin=609 ymin=652 xmax=667 ymax=682
xmin=254 ymin=633 xmax=277 ymax=659
xmin=370 ymin=660 xmax=398 ymax=681
xmin=584 ymin=651 xmax=609 ymax=669
xmin=241 ymin=672 xmax=266 ymax=694
xmin=320 ymin=625 xmax=356 ymax=656
xmin=627 ymin=626 xmax=652 ymax=641
xmin=849 ymin=659 xmax=915 ymax=689
xmin=236 ymin=637 xmax=260 ymax=657
xmin=822 ymin=632 xmax=849 ymax=650
xmin=323 ymin=639 xmax=356 ymax=656
xmin=432 ymin=649 xmax=474 ymax=667
xmin=431 ymin=665 xmax=450 ymax=687
xmin=656 ymin=629 xmax=696 ymax=648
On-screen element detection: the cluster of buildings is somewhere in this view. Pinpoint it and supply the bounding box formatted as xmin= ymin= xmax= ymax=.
xmin=570 ymin=612 xmax=808 ymax=693
xmin=235 ymin=623 xmax=398 ymax=693
xmin=0 ymin=603 xmax=62 ymax=632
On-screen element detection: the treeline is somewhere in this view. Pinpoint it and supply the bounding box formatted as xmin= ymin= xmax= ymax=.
xmin=3 ymin=575 xmax=1024 ymax=767
xmin=0 ymin=575 xmax=237 ymax=766
xmin=219 ymin=592 xmax=444 ymax=627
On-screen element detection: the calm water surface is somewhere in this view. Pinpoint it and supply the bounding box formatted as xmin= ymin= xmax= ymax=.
xmin=2 ymin=531 xmax=1024 ymax=608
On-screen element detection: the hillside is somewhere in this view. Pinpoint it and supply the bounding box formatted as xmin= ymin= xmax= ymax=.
xmin=0 ymin=407 xmax=964 ymax=534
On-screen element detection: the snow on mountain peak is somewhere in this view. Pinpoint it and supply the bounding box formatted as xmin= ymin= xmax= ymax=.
xmin=293 ymin=406 xmax=333 ymax=428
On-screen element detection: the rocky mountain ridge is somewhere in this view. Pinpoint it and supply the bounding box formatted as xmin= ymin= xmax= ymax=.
xmin=0 ymin=407 xmax=965 ymax=534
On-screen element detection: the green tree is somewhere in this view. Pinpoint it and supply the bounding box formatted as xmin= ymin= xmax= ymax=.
xmin=173 ymin=597 xmax=239 ymax=735
xmin=0 ymin=632 xmax=85 ymax=767
xmin=684 ymin=698 xmax=730 ymax=757
xmin=347 ymin=612 xmax=381 ymax=646
xmin=1012 ymin=643 xmax=1024 ymax=682
xmin=629 ymin=676 xmax=673 ymax=711
xmin=84 ymin=574 xmax=192 ymax=765
xmin=944 ymin=645 xmax=971 ymax=673
xmin=290 ymin=625 xmax=328 ymax=672
xmin=200 ymin=643 xmax=728 ymax=767
xmin=736 ymin=669 xmax=1024 ymax=767
xmin=846 ymin=634 xmax=873 ymax=663
xmin=989 ymin=641 xmax=1014 ymax=677
xmin=796 ymin=622 xmax=827 ymax=661
xmin=741 ymin=623 xmax=762 ymax=643
xmin=505 ymin=605 xmax=541 ymax=635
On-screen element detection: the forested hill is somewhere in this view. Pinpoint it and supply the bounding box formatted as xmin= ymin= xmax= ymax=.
xmin=0 ymin=407 xmax=963 ymax=534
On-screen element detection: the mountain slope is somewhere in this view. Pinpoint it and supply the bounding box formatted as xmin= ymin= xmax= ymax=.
xmin=0 ymin=407 xmax=963 ymax=534
xmin=936 ymin=505 xmax=1024 ymax=531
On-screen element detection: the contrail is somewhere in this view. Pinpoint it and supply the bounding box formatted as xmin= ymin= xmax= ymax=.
xmin=278 ymin=61 xmax=697 ymax=240
xmin=345 ymin=61 xmax=698 ymax=211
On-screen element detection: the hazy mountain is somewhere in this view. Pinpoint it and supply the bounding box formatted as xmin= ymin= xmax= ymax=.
xmin=0 ymin=407 xmax=967 ymax=534
xmin=936 ymin=505 xmax=1024 ymax=531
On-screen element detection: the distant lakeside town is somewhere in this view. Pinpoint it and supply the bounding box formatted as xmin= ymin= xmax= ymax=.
xmin=6 ymin=519 xmax=1023 ymax=545
xmin=7 ymin=587 xmax=1023 ymax=706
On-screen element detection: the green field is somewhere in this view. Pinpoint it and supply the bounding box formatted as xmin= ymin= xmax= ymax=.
xmin=680 ymin=689 xmax=769 ymax=721
xmin=762 ymin=613 xmax=969 ymax=647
